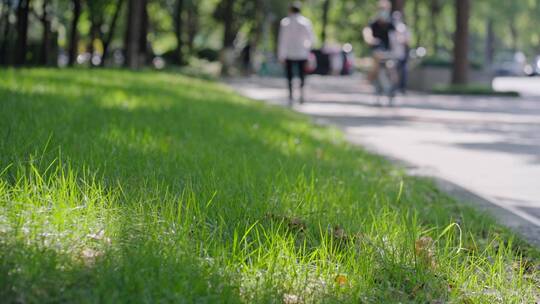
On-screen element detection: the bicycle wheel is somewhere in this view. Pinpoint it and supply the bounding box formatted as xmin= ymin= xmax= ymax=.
xmin=377 ymin=68 xmax=394 ymax=106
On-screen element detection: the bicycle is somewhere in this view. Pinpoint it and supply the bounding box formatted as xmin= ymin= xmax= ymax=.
xmin=374 ymin=56 xmax=399 ymax=107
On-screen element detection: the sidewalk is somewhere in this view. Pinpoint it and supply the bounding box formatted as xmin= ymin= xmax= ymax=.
xmin=226 ymin=75 xmax=540 ymax=246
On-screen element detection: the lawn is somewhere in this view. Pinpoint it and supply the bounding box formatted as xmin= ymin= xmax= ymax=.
xmin=0 ymin=68 xmax=538 ymax=303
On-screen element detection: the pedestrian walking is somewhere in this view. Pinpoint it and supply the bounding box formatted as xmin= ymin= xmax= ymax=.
xmin=278 ymin=2 xmax=316 ymax=105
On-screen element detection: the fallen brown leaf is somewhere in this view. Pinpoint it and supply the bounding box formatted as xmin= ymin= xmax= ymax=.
xmin=415 ymin=236 xmax=437 ymax=269
xmin=289 ymin=217 xmax=306 ymax=232
xmin=333 ymin=225 xmax=346 ymax=239
xmin=265 ymin=213 xmax=306 ymax=232
xmin=410 ymin=283 xmax=424 ymax=297
xmin=335 ymin=274 xmax=347 ymax=286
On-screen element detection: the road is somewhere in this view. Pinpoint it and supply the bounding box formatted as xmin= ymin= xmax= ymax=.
xmin=227 ymin=75 xmax=540 ymax=245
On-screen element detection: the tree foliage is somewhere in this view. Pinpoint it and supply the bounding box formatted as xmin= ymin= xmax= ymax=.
xmin=0 ymin=0 xmax=539 ymax=69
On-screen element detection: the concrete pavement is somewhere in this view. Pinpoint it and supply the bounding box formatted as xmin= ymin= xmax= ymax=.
xmin=226 ymin=75 xmax=540 ymax=245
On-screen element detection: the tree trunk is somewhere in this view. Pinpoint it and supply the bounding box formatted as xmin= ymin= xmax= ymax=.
xmin=430 ymin=0 xmax=440 ymax=54
xmin=15 ymin=0 xmax=31 ymax=66
xmin=413 ymin=0 xmax=420 ymax=47
xmin=451 ymin=0 xmax=470 ymax=85
xmin=485 ymin=18 xmax=494 ymax=67
xmin=220 ymin=0 xmax=235 ymax=76
xmin=0 ymin=0 xmax=8 ymax=42
xmin=186 ymin=0 xmax=199 ymax=54
xmin=0 ymin=1 xmax=6 ymax=34
xmin=88 ymin=23 xmax=99 ymax=65
xmin=222 ymin=0 xmax=235 ymax=49
xmin=68 ymin=0 xmax=82 ymax=66
xmin=509 ymin=22 xmax=517 ymax=52
xmin=0 ymin=1 xmax=12 ymax=65
xmin=125 ymin=0 xmax=145 ymax=68
xmin=321 ymin=0 xmax=330 ymax=44
xmin=138 ymin=0 xmax=148 ymax=64
xmin=174 ymin=0 xmax=185 ymax=65
xmin=40 ymin=0 xmax=52 ymax=66
xmin=250 ymin=0 xmax=264 ymax=52
xmin=272 ymin=18 xmax=280 ymax=55
xmin=392 ymin=0 xmax=404 ymax=12
xmin=101 ymin=0 xmax=124 ymax=67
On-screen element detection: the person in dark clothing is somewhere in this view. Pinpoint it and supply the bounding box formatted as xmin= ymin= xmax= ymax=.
xmin=241 ymin=42 xmax=252 ymax=75
xmin=362 ymin=0 xmax=395 ymax=82
xmin=369 ymin=18 xmax=395 ymax=51
xmin=285 ymin=60 xmax=306 ymax=102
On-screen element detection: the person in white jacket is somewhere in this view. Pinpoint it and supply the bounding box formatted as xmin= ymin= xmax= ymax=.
xmin=278 ymin=2 xmax=315 ymax=105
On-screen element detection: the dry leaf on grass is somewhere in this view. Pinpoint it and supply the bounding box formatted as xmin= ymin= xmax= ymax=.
xmin=333 ymin=226 xmax=346 ymax=239
xmin=332 ymin=225 xmax=355 ymax=244
xmin=289 ymin=217 xmax=306 ymax=232
xmin=335 ymin=274 xmax=348 ymax=286
xmin=415 ymin=236 xmax=437 ymax=269
xmin=265 ymin=213 xmax=306 ymax=232
xmin=447 ymin=282 xmax=454 ymax=293
xmin=410 ymin=283 xmax=424 ymax=297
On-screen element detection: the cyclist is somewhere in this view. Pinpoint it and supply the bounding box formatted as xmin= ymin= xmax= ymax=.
xmin=362 ymin=0 xmax=396 ymax=85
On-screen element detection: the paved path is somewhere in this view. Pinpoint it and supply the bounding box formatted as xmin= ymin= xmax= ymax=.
xmin=226 ymin=75 xmax=540 ymax=245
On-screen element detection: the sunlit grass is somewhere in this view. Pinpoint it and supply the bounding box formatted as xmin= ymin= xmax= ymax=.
xmin=0 ymin=68 xmax=538 ymax=303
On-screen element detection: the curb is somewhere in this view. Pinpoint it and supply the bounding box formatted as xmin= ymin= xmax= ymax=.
xmin=342 ymin=131 xmax=540 ymax=248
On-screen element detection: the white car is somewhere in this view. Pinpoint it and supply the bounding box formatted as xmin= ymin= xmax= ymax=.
xmin=529 ymin=56 xmax=540 ymax=76
xmin=493 ymin=52 xmax=527 ymax=77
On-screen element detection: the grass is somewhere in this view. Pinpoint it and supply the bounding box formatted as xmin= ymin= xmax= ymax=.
xmin=0 ymin=68 xmax=538 ymax=303
xmin=431 ymin=84 xmax=520 ymax=97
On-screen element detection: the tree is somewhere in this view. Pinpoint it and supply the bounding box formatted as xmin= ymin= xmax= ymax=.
xmin=321 ymin=0 xmax=331 ymax=44
xmin=87 ymin=0 xmax=107 ymax=63
xmin=429 ymin=0 xmax=442 ymax=53
xmin=138 ymin=0 xmax=149 ymax=63
xmin=245 ymin=0 xmax=264 ymax=59
xmin=221 ymin=0 xmax=235 ymax=52
xmin=218 ymin=0 xmax=235 ymax=75
xmin=484 ymin=18 xmax=495 ymax=66
xmin=174 ymin=0 xmax=185 ymax=65
xmin=451 ymin=0 xmax=470 ymax=85
xmin=14 ymin=0 xmax=31 ymax=65
xmin=0 ymin=0 xmax=13 ymax=65
xmin=214 ymin=0 xmax=259 ymax=74
xmin=68 ymin=0 xmax=82 ymax=66
xmin=392 ymin=0 xmax=404 ymax=12
xmin=412 ymin=0 xmax=420 ymax=47
xmin=185 ymin=0 xmax=199 ymax=54
xmin=38 ymin=0 xmax=53 ymax=66
xmin=125 ymin=0 xmax=147 ymax=68
xmin=100 ymin=0 xmax=124 ymax=66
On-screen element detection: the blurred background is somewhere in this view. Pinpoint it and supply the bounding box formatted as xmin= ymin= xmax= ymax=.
xmin=1 ymin=0 xmax=540 ymax=92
